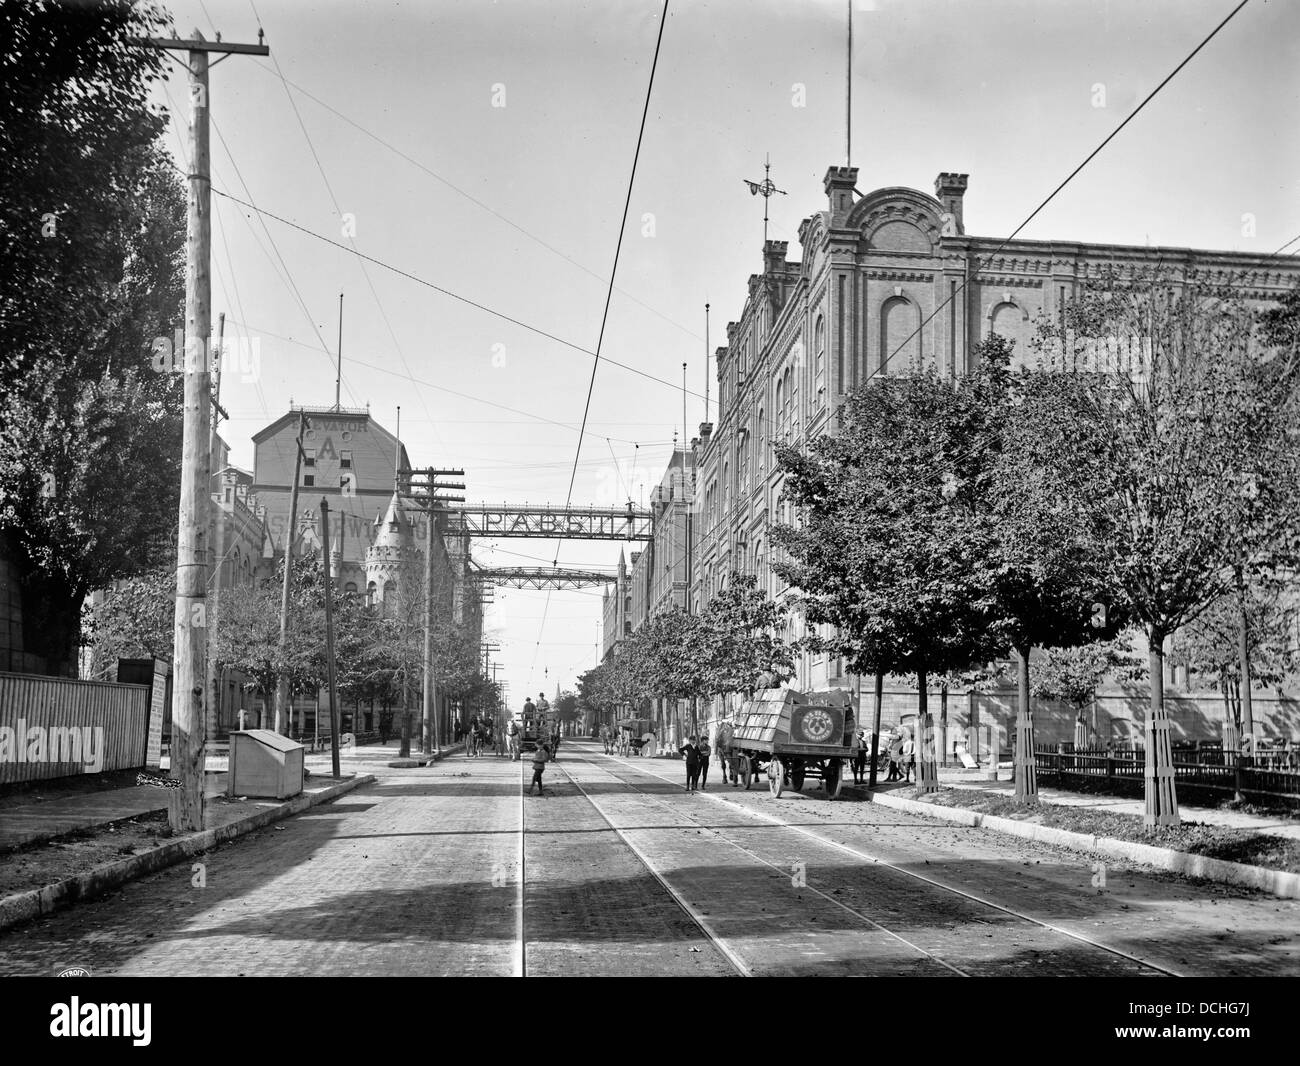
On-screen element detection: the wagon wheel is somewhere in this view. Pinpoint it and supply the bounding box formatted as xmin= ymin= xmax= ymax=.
xmin=768 ymin=757 xmax=784 ymax=798
xmin=824 ymin=758 xmax=843 ymax=799
xmin=739 ymin=757 xmax=752 ymax=789
xmin=790 ymin=759 xmax=806 ymax=792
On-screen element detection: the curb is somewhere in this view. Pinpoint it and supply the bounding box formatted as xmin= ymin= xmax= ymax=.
xmin=0 ymin=774 xmax=376 ymax=933
xmin=852 ymin=787 xmax=1300 ymax=900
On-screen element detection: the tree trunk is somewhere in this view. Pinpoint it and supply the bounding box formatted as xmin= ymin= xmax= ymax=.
xmin=1013 ymin=644 xmax=1038 ymax=804
xmin=1144 ymin=628 xmax=1179 ymax=827
xmin=939 ymin=681 xmax=949 ymax=768
xmin=868 ymin=669 xmax=884 ymax=788
xmin=917 ymin=668 xmax=938 ymax=792
xmin=398 ymin=673 xmax=411 ymax=758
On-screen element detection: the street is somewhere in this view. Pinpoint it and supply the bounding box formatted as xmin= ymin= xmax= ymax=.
xmin=0 ymin=740 xmax=1294 ymax=978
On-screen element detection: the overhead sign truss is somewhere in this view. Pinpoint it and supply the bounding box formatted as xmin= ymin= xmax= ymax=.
xmin=453 ymin=503 xmax=652 ymax=541
xmin=476 ymin=567 xmax=618 ymax=591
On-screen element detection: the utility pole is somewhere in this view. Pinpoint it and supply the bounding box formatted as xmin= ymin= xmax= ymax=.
xmin=150 ymin=28 xmax=269 ymax=832
xmin=274 ymin=412 xmax=309 ymax=734
xmin=319 ymin=499 xmax=342 ymax=778
xmin=404 ymin=467 xmax=466 ymax=754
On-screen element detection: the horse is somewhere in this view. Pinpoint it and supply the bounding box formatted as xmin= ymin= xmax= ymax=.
xmin=714 ymin=721 xmax=736 ymax=783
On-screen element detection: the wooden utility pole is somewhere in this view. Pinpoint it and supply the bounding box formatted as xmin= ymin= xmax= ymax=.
xmin=150 ymin=28 xmax=269 ymax=832
xmin=275 ymin=412 xmax=309 ymax=734
xmin=319 ymin=500 xmax=342 ymax=779
xmin=408 ymin=467 xmax=465 ymax=754
xmin=422 ymin=501 xmax=437 ymax=755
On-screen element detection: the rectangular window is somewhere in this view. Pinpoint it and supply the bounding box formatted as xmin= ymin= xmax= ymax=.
xmin=340 ymin=450 xmax=353 ymax=469
xmin=304 ymin=452 xmax=316 ymax=468
xmin=303 ymin=474 xmax=315 ymax=487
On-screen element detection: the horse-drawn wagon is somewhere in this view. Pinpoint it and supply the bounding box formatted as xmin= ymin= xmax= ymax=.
xmin=718 ymin=688 xmax=859 ymax=799
xmin=616 ymin=717 xmax=654 ymax=756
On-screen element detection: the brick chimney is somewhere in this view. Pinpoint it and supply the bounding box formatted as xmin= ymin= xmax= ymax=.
xmin=934 ymin=172 xmax=968 ymax=235
xmin=823 ymin=166 xmax=858 ymax=226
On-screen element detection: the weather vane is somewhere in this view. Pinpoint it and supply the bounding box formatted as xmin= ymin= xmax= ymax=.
xmin=743 ymin=154 xmax=786 ymax=244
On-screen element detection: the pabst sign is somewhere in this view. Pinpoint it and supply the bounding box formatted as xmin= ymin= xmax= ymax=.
xmin=792 ymin=706 xmax=842 ymax=745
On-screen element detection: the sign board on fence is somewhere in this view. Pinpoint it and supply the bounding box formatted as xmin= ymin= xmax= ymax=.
xmin=145 ymin=659 xmax=168 ymax=770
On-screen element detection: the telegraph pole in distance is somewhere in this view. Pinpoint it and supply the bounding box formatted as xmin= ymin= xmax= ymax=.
xmin=275 ymin=411 xmax=309 ymax=734
xmin=319 ymin=499 xmax=342 ymax=779
xmin=150 ymin=28 xmax=269 ymax=831
xmin=405 ymin=467 xmax=466 ymax=754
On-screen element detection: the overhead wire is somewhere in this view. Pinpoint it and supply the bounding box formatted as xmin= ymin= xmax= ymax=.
xmin=529 ymin=0 xmax=671 ymax=689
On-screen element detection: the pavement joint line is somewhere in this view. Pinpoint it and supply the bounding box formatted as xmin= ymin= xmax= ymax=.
xmin=598 ymin=746 xmax=1186 ymax=978
xmin=566 ymin=751 xmax=971 ymax=977
xmin=516 ymin=760 xmax=525 ymax=978
xmin=552 ymin=757 xmax=753 ymax=977
xmin=0 ymin=774 xmax=376 ymax=934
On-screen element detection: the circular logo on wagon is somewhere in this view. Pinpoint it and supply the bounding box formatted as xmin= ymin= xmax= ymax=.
xmin=799 ymin=708 xmax=835 ymax=744
xmin=56 ymin=966 xmax=91 ymax=977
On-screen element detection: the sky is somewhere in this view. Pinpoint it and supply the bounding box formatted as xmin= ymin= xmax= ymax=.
xmin=150 ymin=0 xmax=1300 ymax=705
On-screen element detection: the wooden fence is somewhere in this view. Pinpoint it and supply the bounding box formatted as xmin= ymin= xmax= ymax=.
xmin=1034 ymin=745 xmax=1300 ymax=809
xmin=0 ymin=671 xmax=150 ymax=785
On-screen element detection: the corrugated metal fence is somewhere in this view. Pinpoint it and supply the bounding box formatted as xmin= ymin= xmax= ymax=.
xmin=0 ymin=671 xmax=149 ymax=784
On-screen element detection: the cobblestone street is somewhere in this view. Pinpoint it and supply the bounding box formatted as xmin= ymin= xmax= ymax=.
xmin=1 ymin=742 xmax=1294 ymax=977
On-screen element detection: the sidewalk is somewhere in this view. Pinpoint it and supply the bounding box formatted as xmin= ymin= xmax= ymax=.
xmin=850 ymin=764 xmax=1300 ymax=840
xmin=0 ymin=741 xmax=431 ymax=852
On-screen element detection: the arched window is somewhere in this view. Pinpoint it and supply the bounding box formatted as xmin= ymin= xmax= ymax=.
xmin=774 ymin=379 xmax=784 ymax=438
xmin=386 ymin=580 xmax=398 ymax=601
xmin=757 ymin=408 xmax=766 ymax=474
xmin=814 ymin=316 xmax=826 ymax=402
xmin=989 ymin=300 xmax=1031 ymax=369
xmin=344 ymin=581 xmax=358 ymax=596
xmin=781 ymin=368 xmax=792 ymax=437
xmin=366 ymin=581 xmax=377 ymax=606
xmin=881 ymin=295 xmax=921 ymax=374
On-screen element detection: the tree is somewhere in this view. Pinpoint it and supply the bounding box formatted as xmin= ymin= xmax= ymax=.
xmin=1169 ymin=582 xmax=1299 ymax=735
xmin=1029 ymin=641 xmax=1134 ymax=744
xmin=1 ymin=1 xmax=186 ymax=674
xmin=773 ymin=368 xmax=1009 ymax=792
xmin=1032 ymin=270 xmax=1300 ymax=824
xmin=555 ymin=691 xmax=579 ymax=734
xmin=698 ymin=573 xmax=795 ymax=702
xmin=81 ymin=565 xmax=175 ymax=679
xmin=981 ymin=335 xmax=1134 ymax=801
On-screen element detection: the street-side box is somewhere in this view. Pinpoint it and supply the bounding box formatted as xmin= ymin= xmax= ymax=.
xmin=228 ymin=729 xmax=305 ymax=800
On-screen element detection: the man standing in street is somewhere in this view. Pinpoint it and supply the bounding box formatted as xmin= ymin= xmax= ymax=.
xmin=529 ymin=741 xmax=550 ymax=797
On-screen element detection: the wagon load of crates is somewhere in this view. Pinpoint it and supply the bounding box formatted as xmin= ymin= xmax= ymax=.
xmin=726 ymin=688 xmax=858 ymax=798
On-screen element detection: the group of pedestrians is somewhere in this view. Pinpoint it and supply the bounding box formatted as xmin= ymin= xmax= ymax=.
xmin=678 ymin=734 xmax=712 ymax=792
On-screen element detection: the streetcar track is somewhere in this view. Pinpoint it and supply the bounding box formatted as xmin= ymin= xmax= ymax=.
xmin=557 ymin=752 xmax=969 ymax=976
xmin=577 ymin=744 xmax=1183 ymax=977
xmin=552 ymin=761 xmax=752 ymax=976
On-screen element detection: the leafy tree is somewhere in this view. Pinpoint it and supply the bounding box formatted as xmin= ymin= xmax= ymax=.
xmin=1169 ymin=582 xmax=1299 ymax=735
xmin=1 ymin=1 xmax=185 ymax=675
xmin=1032 ymin=271 xmax=1300 ymax=824
xmin=698 ymin=573 xmax=794 ymax=701
xmin=81 ymin=565 xmax=174 ymax=678
xmin=979 ymin=335 xmax=1133 ymax=801
xmin=773 ymin=368 xmax=1008 ymax=791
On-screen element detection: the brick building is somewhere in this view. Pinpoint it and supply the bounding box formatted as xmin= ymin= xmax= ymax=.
xmin=687 ymin=163 xmax=1300 ymax=750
